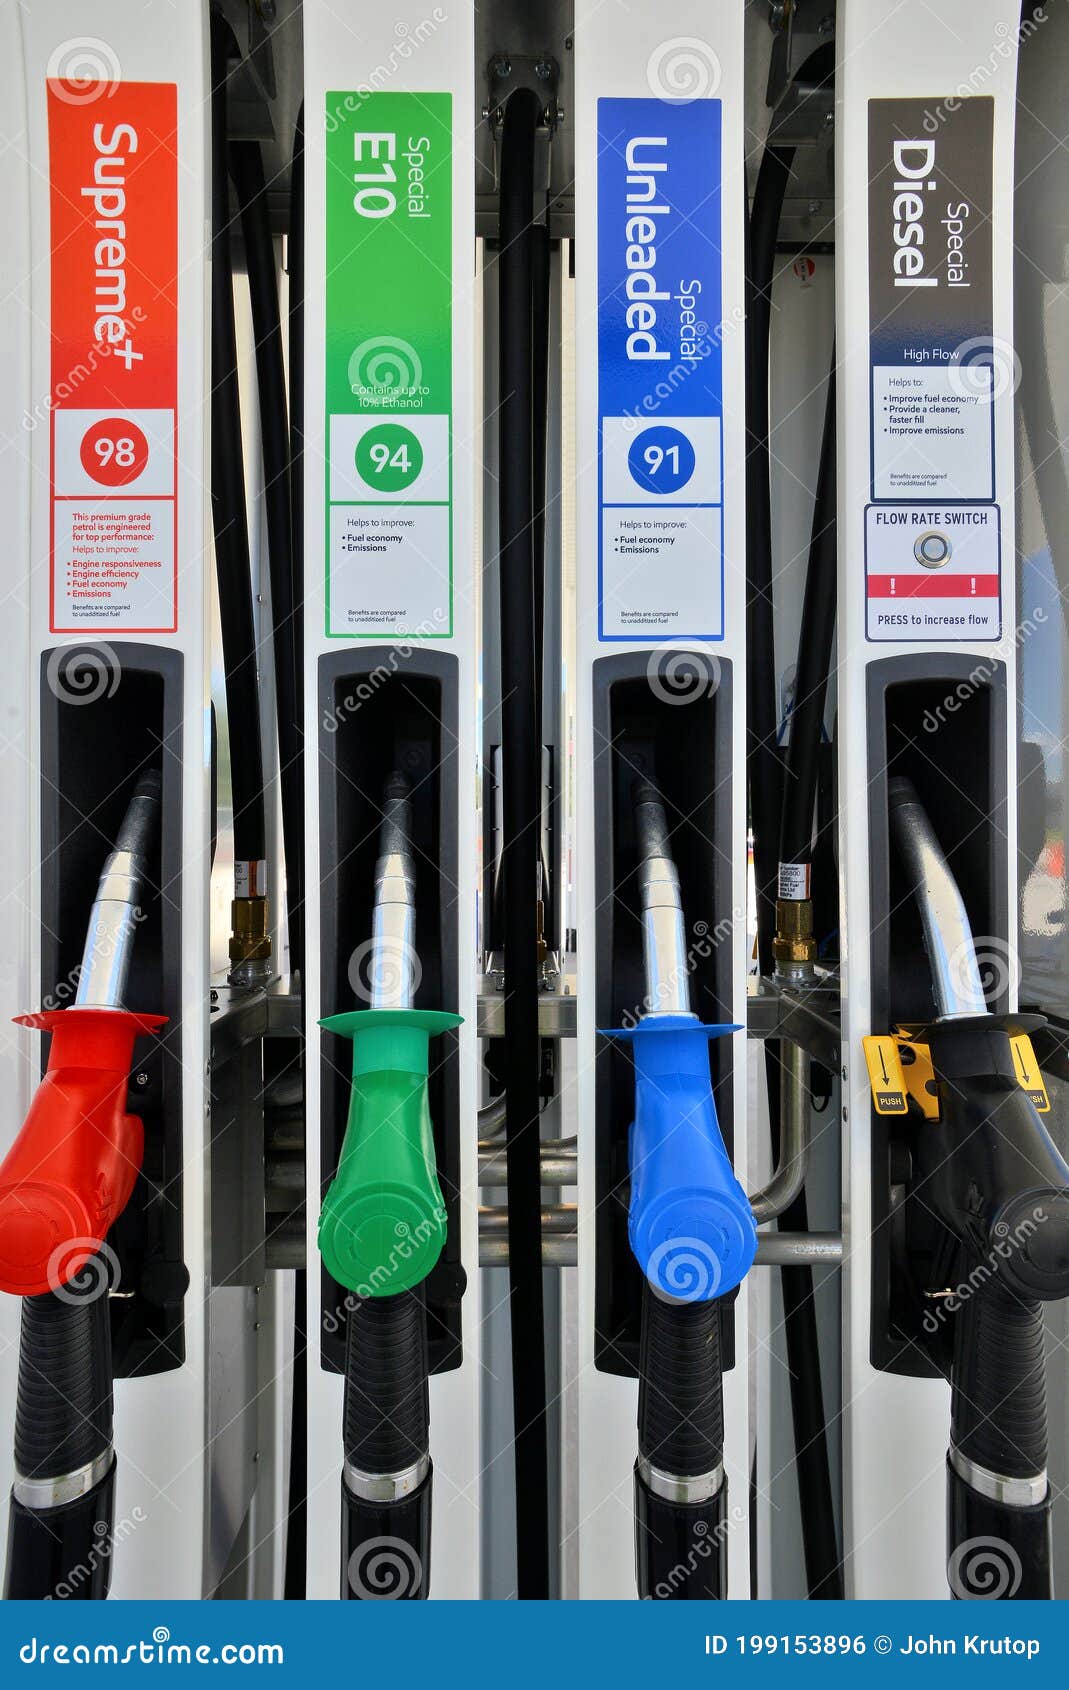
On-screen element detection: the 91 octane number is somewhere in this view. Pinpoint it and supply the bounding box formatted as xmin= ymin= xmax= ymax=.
xmin=705 ymin=1636 xmax=868 ymax=1655
xmin=352 ymin=132 xmax=396 ymax=219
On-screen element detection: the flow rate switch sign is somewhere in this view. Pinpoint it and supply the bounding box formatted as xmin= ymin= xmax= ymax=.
xmin=596 ymin=99 xmax=725 ymax=642
xmin=324 ymin=95 xmax=453 ymax=639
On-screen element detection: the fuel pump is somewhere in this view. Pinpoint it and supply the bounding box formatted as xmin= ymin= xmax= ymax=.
xmin=836 ymin=0 xmax=1029 ymax=1597
xmin=573 ymin=0 xmax=755 ymax=1600
xmin=0 ymin=774 xmax=164 ymax=1599
xmin=302 ymin=0 xmax=481 ymax=1598
xmin=887 ymin=778 xmax=1069 ymax=1598
xmin=604 ymin=785 xmax=756 ymax=1599
xmin=318 ymin=776 xmax=460 ymax=1599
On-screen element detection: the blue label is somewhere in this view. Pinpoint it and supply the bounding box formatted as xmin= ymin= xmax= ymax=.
xmin=596 ymin=98 xmax=724 ymax=642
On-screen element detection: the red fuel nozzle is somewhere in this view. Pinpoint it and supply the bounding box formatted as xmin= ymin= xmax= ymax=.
xmin=0 ymin=1006 xmax=166 ymax=1296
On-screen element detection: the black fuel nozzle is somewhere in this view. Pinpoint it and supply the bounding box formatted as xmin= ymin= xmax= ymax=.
xmin=889 ymin=776 xmax=1068 ymax=1599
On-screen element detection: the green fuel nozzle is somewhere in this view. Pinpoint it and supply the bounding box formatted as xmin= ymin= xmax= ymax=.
xmin=318 ymin=776 xmax=461 ymax=1298
xmin=318 ymin=1006 xmax=461 ymax=1296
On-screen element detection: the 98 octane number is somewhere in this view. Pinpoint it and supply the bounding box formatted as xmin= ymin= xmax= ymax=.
xmin=707 ymin=1636 xmax=868 ymax=1655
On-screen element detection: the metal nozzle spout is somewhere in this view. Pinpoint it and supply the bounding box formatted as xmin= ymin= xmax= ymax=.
xmin=888 ymin=775 xmax=987 ymax=1018
xmin=633 ymin=782 xmax=690 ymax=1017
xmin=370 ymin=772 xmax=418 ymax=1011
xmin=75 ymin=769 xmax=162 ymax=1010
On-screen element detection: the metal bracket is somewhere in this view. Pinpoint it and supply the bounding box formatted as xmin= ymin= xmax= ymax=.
xmin=748 ymin=977 xmax=841 ymax=1069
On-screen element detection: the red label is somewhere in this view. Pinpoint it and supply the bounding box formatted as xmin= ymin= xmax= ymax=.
xmin=48 ymin=81 xmax=178 ymax=633
xmin=866 ymin=574 xmax=1000 ymax=599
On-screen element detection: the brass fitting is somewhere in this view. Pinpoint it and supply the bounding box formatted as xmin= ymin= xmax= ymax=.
xmin=773 ymin=897 xmax=818 ymax=966
xmin=229 ymin=895 xmax=272 ymax=968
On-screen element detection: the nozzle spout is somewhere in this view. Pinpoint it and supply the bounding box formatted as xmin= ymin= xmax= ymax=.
xmin=888 ymin=775 xmax=987 ymax=1018
xmin=75 ymin=769 xmax=162 ymax=1010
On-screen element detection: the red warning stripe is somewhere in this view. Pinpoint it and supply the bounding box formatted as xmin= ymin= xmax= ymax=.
xmin=867 ymin=574 xmax=999 ymax=599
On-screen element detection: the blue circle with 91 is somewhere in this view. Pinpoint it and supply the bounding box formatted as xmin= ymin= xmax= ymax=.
xmin=627 ymin=425 xmax=696 ymax=496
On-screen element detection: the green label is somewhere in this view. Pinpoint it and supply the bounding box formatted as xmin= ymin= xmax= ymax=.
xmin=324 ymin=93 xmax=452 ymax=638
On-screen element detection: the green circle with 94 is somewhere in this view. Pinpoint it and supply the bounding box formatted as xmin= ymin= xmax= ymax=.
xmin=354 ymin=423 xmax=423 ymax=492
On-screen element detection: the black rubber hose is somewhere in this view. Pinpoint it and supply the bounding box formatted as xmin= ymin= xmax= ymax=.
xmin=13 ymin=1290 xmax=112 ymax=1481
xmin=778 ymin=373 xmax=836 ymax=871
xmin=638 ymin=1287 xmax=724 ymax=1476
xmin=531 ymin=217 xmax=550 ymax=735
xmin=229 ymin=138 xmax=304 ymax=971
xmin=343 ymin=1293 xmax=430 ymax=1476
xmin=341 ymin=1294 xmax=431 ymax=1603
xmin=209 ymin=15 xmax=266 ymax=870
xmin=282 ymin=105 xmax=307 ymax=1605
xmin=497 ymin=86 xmax=551 ymax=1600
xmin=636 ymin=1291 xmax=727 ymax=1600
xmin=748 ymin=148 xmax=842 ymax=1599
xmin=288 ymin=105 xmax=305 ymax=727
xmin=745 ymin=146 xmax=794 ymax=975
xmin=5 ymin=1280 xmax=115 ymax=1600
xmin=946 ymin=1276 xmax=1052 ymax=1600
xmin=770 ymin=368 xmax=842 ymax=1600
xmin=951 ymin=1277 xmax=1047 ymax=1479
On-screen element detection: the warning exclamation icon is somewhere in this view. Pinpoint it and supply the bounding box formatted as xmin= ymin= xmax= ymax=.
xmin=890 ymin=577 xmax=897 ymax=595
xmin=970 ymin=576 xmax=977 ymax=595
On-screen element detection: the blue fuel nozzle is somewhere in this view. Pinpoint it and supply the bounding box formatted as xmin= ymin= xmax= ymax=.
xmin=602 ymin=1014 xmax=756 ymax=1302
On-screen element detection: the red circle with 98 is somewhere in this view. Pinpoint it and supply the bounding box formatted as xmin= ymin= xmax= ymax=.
xmin=79 ymin=417 xmax=150 ymax=487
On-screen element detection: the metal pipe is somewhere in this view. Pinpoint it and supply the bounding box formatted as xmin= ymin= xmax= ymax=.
xmin=480 ymin=1236 xmax=576 ymax=1268
xmin=755 ymin=1231 xmax=842 ymax=1267
xmin=76 ymin=770 xmax=160 ymax=1010
xmin=887 ymin=776 xmax=987 ymax=1018
xmin=370 ymin=774 xmax=417 ymax=1011
xmin=474 ymin=1230 xmax=843 ymax=1271
xmin=750 ymin=1039 xmax=810 ymax=1223
xmin=478 ymin=1094 xmax=508 ymax=1137
xmin=479 ymin=1145 xmax=575 ymax=1187
xmin=633 ymin=782 xmax=690 ymax=1016
xmin=478 ymin=1204 xmax=576 ymax=1236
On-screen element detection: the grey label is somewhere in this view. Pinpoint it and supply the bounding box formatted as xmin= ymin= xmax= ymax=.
xmin=868 ymin=97 xmax=993 ymax=364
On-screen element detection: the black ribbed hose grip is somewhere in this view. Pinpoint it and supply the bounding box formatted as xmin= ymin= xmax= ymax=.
xmin=14 ymin=1290 xmax=112 ymax=1481
xmin=637 ymin=1285 xmax=724 ymax=1476
xmin=951 ymin=1276 xmax=1047 ymax=1479
xmin=343 ymin=1292 xmax=429 ymax=1476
